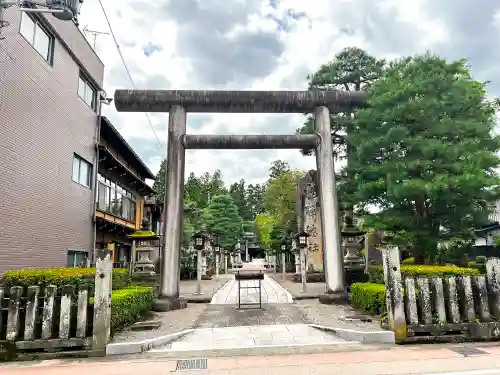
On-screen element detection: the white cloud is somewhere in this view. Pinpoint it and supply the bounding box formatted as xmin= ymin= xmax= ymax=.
xmin=78 ymin=0 xmax=499 ymax=185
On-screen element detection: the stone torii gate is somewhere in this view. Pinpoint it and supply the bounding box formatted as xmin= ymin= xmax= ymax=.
xmin=114 ymin=90 xmax=365 ymax=310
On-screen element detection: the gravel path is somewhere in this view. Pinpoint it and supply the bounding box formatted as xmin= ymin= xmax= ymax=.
xmin=295 ymin=299 xmax=384 ymax=332
xmin=268 ymin=274 xmax=327 ymax=299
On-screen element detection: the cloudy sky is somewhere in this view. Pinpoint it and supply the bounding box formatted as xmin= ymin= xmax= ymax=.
xmin=78 ymin=0 xmax=500 ymax=185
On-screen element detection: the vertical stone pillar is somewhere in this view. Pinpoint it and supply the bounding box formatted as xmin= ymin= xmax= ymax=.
xmin=300 ymin=247 xmax=307 ymax=293
xmin=215 ymin=253 xmax=220 ymax=276
xmin=92 ymin=249 xmax=112 ymax=351
xmin=382 ymin=245 xmax=406 ymax=340
xmin=195 ymin=250 xmax=203 ymax=295
xmin=281 ymin=252 xmax=286 ymax=280
xmin=314 ymin=106 xmax=344 ymax=302
xmin=155 ymin=105 xmax=187 ymax=311
xmin=473 ymin=275 xmax=491 ymax=322
xmin=417 ymin=277 xmax=432 ymax=324
xmin=431 ymin=277 xmax=447 ymax=324
xmin=404 ymin=277 xmax=419 ymax=325
xmin=486 ymin=258 xmax=500 ymax=320
xmin=444 ymin=276 xmax=460 ymax=323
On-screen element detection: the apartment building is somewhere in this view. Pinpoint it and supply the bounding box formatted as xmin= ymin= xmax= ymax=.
xmin=0 ymin=7 xmax=153 ymax=273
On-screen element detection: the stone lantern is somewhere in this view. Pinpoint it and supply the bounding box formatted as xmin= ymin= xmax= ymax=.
xmin=342 ymin=216 xmax=366 ymax=272
xmin=129 ymin=217 xmax=161 ymax=281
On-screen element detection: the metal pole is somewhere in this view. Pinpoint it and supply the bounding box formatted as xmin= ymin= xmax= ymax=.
xmin=300 ymin=248 xmax=307 ymax=293
xmin=224 ymin=254 xmax=228 ymax=273
xmin=161 ymin=105 xmax=187 ymax=299
xmin=245 ymin=239 xmax=249 ymax=262
xmin=314 ymin=106 xmax=344 ymax=294
xmin=215 ymin=253 xmax=220 ymax=276
xmin=281 ymin=252 xmax=286 ymax=280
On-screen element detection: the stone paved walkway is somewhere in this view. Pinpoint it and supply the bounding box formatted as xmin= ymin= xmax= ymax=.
xmin=211 ymin=274 xmax=293 ymax=304
xmin=195 ymin=304 xmax=306 ymax=328
xmin=156 ymin=324 xmax=348 ymax=351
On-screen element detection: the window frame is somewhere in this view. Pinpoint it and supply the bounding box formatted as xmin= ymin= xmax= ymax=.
xmin=67 ymin=250 xmax=88 ymax=268
xmin=19 ymin=12 xmax=54 ymax=64
xmin=72 ymin=154 xmax=92 ymax=188
xmin=96 ymin=173 xmax=137 ymax=222
xmin=77 ymin=73 xmax=97 ymax=111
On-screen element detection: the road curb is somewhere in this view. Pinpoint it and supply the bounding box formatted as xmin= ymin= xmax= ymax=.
xmin=310 ymin=324 xmax=395 ymax=344
xmin=144 ymin=341 xmax=365 ymax=358
xmin=106 ymin=329 xmax=194 ymax=356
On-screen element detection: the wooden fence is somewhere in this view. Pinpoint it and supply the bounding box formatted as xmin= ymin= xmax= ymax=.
xmin=0 ymin=249 xmax=112 ymax=360
xmin=383 ymin=245 xmax=500 ymax=343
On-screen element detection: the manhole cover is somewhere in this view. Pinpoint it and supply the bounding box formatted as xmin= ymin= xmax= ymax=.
xmin=451 ymin=347 xmax=488 ymax=357
xmin=343 ymin=315 xmax=372 ymax=322
xmin=176 ymin=359 xmax=208 ymax=371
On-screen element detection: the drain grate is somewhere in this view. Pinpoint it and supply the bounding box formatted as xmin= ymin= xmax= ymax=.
xmin=450 ymin=346 xmax=488 ymax=357
xmin=175 ymin=359 xmax=208 ymax=371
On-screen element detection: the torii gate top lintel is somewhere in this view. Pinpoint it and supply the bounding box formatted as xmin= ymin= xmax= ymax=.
xmin=114 ymin=89 xmax=366 ymax=114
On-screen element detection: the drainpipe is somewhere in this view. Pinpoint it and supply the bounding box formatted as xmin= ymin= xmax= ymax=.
xmin=91 ymin=92 xmax=112 ymax=266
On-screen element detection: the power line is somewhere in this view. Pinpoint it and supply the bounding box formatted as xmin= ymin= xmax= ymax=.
xmin=96 ymin=0 xmax=163 ymax=149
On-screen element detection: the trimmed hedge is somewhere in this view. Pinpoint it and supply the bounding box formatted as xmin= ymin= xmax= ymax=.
xmin=110 ymin=287 xmax=154 ymax=333
xmin=0 ymin=268 xmax=131 ymax=295
xmin=349 ymin=282 xmax=386 ymax=315
xmin=368 ymin=264 xmax=479 ymax=284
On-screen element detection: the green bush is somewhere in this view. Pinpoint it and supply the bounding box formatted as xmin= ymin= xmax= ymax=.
xmin=349 ymin=283 xmax=386 ymax=315
xmin=402 ymin=257 xmax=415 ymax=265
xmin=0 ymin=268 xmax=131 ymax=295
xmin=368 ymin=264 xmax=479 ymax=284
xmin=110 ymin=287 xmax=154 ymax=333
xmin=468 ymin=257 xmax=487 ymax=274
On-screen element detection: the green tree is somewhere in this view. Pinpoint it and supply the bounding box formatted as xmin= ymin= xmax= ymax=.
xmin=152 ymin=160 xmax=167 ymax=201
xmin=202 ymin=194 xmax=243 ymax=249
xmin=352 ymin=53 xmax=500 ymax=263
xmin=255 ymin=212 xmax=278 ymax=250
xmin=298 ymin=47 xmax=385 ymax=218
xmin=268 ymin=160 xmax=290 ymax=180
xmin=246 ymin=183 xmax=266 ymax=218
xmin=229 ymin=179 xmax=253 ymax=221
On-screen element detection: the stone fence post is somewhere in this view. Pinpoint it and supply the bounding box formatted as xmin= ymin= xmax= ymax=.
xmin=92 ymin=249 xmax=113 ymax=351
xmin=382 ymin=245 xmax=406 ymax=340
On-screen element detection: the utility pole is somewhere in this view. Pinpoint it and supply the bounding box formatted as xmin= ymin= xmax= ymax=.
xmin=82 ymin=25 xmax=109 ymax=50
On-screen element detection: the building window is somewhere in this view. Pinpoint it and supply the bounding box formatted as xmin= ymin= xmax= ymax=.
xmin=96 ymin=173 xmax=137 ymax=222
xmin=72 ymin=154 xmax=92 ymax=187
xmin=67 ymin=250 xmax=88 ymax=267
xmin=78 ymin=74 xmax=96 ymax=110
xmin=19 ymin=12 xmax=53 ymax=62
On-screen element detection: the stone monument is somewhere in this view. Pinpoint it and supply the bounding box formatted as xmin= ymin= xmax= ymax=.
xmin=296 ymin=170 xmax=324 ymax=272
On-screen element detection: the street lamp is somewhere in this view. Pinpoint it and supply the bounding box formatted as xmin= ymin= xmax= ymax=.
xmin=296 ymin=231 xmax=310 ymax=249
xmin=280 ymin=240 xmax=287 ymax=279
xmin=214 ymin=242 xmax=221 ymax=277
xmin=193 ymin=232 xmax=206 ymax=251
xmin=295 ymin=232 xmax=309 ymax=292
xmin=192 ymin=232 xmax=206 ymax=295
